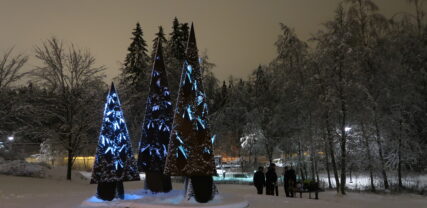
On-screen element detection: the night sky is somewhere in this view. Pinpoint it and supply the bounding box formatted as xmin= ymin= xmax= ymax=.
xmin=0 ymin=0 xmax=420 ymax=82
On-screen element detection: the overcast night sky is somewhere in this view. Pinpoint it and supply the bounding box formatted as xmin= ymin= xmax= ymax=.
xmin=0 ymin=0 xmax=422 ymax=83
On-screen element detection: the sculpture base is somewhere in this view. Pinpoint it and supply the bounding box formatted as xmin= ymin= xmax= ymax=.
xmin=80 ymin=190 xmax=248 ymax=208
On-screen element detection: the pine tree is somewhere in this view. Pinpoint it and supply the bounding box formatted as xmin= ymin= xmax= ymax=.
xmin=119 ymin=22 xmax=151 ymax=145
xmin=168 ymin=17 xmax=186 ymax=61
xmin=138 ymin=38 xmax=173 ymax=193
xmin=151 ymin=26 xmax=167 ymax=61
xmin=121 ymin=23 xmax=150 ymax=90
xmin=164 ymin=24 xmax=217 ymax=203
xmin=91 ymin=83 xmax=140 ymax=201
xmin=180 ymin=23 xmax=190 ymax=49
xmin=166 ymin=18 xmax=189 ymax=101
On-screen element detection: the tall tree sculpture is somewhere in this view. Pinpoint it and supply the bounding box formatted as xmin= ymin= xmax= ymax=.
xmin=164 ymin=24 xmax=217 ymax=203
xmin=138 ymin=37 xmax=173 ymax=193
xmin=91 ymin=83 xmax=140 ymax=201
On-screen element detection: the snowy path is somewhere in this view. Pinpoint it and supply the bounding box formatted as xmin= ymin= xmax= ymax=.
xmin=0 ymin=170 xmax=426 ymax=208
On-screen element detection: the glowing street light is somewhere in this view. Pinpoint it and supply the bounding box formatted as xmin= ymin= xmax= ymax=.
xmin=7 ymin=136 xmax=14 ymax=141
xmin=344 ymin=127 xmax=352 ymax=132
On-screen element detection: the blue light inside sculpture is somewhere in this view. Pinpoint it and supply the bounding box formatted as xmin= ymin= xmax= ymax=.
xmin=97 ymin=89 xmax=130 ymax=171
xmin=184 ymin=105 xmax=193 ymax=120
xmin=192 ymin=80 xmax=198 ymax=91
xmin=176 ymin=133 xmax=184 ymax=144
xmin=197 ymin=95 xmax=204 ymax=106
xmin=211 ymin=135 xmax=216 ymax=144
xmin=178 ymin=145 xmax=188 ymax=159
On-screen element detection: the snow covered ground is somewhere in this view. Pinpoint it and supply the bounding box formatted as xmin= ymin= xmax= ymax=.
xmin=317 ymin=173 xmax=427 ymax=191
xmin=0 ymin=167 xmax=426 ymax=208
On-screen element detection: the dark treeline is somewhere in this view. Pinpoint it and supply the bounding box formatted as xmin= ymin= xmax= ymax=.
xmin=211 ymin=0 xmax=427 ymax=194
xmin=0 ymin=0 xmax=425 ymax=194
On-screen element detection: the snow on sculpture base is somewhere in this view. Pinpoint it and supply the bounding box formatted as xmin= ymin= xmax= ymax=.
xmin=80 ymin=190 xmax=248 ymax=208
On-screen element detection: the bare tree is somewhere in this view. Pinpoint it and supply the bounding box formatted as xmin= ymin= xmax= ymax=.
xmin=32 ymin=37 xmax=105 ymax=180
xmin=0 ymin=48 xmax=28 ymax=91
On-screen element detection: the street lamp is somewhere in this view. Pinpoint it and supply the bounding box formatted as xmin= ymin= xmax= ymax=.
xmin=7 ymin=136 xmax=14 ymax=141
xmin=345 ymin=127 xmax=352 ymax=132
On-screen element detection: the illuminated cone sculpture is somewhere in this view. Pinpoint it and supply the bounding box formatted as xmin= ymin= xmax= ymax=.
xmin=164 ymin=23 xmax=217 ymax=203
xmin=90 ymin=83 xmax=140 ymax=201
xmin=138 ymin=39 xmax=173 ymax=193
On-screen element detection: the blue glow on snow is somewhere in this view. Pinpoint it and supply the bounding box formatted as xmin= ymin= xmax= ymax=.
xmin=152 ymin=105 xmax=160 ymax=111
xmin=86 ymin=194 xmax=143 ymax=203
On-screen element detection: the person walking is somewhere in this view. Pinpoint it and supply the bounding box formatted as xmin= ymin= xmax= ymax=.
xmin=285 ymin=166 xmax=297 ymax=197
xmin=253 ymin=166 xmax=265 ymax=194
xmin=266 ymin=163 xmax=278 ymax=196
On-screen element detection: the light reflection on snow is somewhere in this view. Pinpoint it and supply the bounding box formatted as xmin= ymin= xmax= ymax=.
xmin=87 ymin=194 xmax=143 ymax=203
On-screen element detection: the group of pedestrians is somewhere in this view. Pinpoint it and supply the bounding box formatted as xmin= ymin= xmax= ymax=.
xmin=253 ymin=163 xmax=297 ymax=197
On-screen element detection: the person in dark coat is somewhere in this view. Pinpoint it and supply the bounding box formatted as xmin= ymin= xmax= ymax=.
xmin=253 ymin=166 xmax=265 ymax=194
xmin=284 ymin=166 xmax=290 ymax=197
xmin=265 ymin=163 xmax=278 ymax=196
xmin=284 ymin=166 xmax=297 ymax=197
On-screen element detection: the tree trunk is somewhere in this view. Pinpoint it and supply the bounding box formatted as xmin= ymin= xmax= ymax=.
xmin=298 ymin=139 xmax=305 ymax=181
xmin=374 ymin=111 xmax=389 ymax=189
xmin=339 ymin=91 xmax=347 ymax=195
xmin=310 ymin=147 xmax=316 ymax=181
xmin=361 ymin=122 xmax=375 ymax=192
xmin=398 ymin=118 xmax=403 ymax=189
xmin=326 ymin=114 xmax=340 ymax=193
xmin=315 ymin=153 xmax=320 ymax=183
xmin=67 ymin=148 xmax=73 ymax=180
xmin=325 ymin=142 xmax=332 ymax=189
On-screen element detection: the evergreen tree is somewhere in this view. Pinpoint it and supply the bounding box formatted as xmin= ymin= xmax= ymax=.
xmin=164 ymin=24 xmax=217 ymax=203
xmin=151 ymin=26 xmax=167 ymax=61
xmin=168 ymin=17 xmax=186 ymax=60
xmin=91 ymin=83 xmax=140 ymax=201
xmin=121 ymin=22 xmax=150 ymax=89
xmin=166 ymin=18 xmax=191 ymax=99
xmin=138 ymin=39 xmax=173 ymax=193
xmin=180 ymin=23 xmax=190 ymax=48
xmin=119 ymin=22 xmax=151 ymax=144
